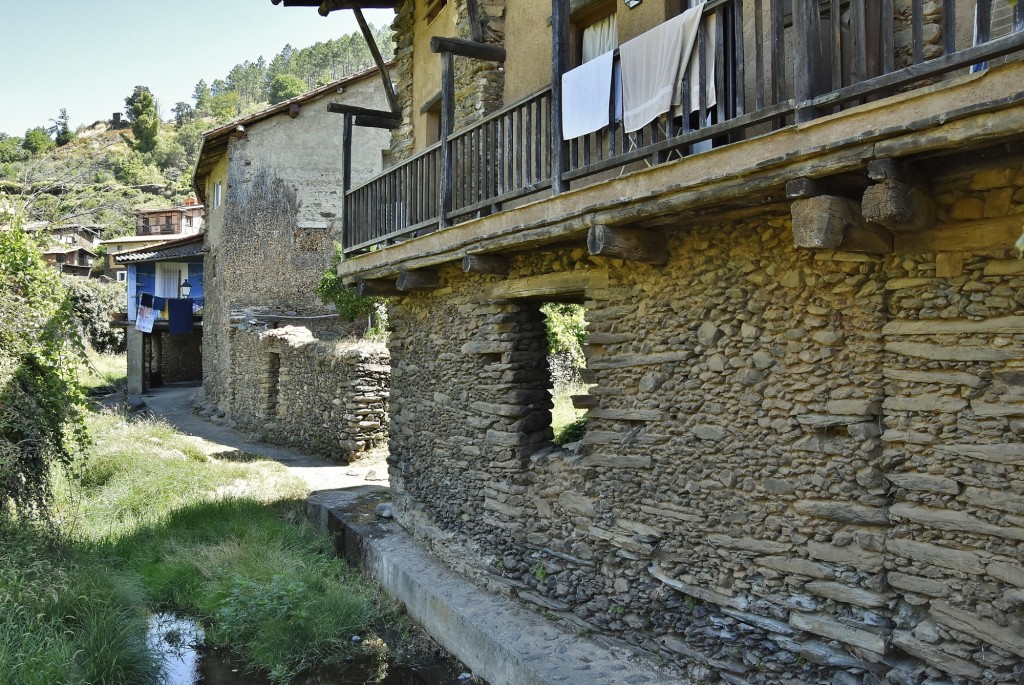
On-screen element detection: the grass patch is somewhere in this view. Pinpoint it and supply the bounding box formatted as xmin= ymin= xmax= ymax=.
xmin=551 ymin=381 xmax=588 ymax=446
xmin=3 ymin=407 xmax=397 ymax=684
xmin=79 ymin=350 xmax=127 ymax=392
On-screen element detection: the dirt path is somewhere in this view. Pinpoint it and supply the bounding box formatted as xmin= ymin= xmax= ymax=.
xmin=134 ymin=384 xmax=389 ymax=494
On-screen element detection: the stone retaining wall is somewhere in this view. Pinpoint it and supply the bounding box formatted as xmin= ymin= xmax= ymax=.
xmin=386 ymin=163 xmax=1024 ymax=683
xmin=218 ymin=323 xmax=389 ymax=461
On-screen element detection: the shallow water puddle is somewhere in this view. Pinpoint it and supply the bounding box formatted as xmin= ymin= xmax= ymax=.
xmin=147 ymin=613 xmax=474 ymax=685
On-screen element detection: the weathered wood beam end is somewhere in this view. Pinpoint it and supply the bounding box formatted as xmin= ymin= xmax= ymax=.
xmin=356 ymin=279 xmax=400 ymax=297
xmin=327 ymin=103 xmax=401 ymax=120
xmin=397 ymin=270 xmax=441 ymax=291
xmin=587 ymin=224 xmax=668 ymax=266
xmin=463 ymin=254 xmax=511 ymax=275
xmin=429 ymin=36 xmax=506 ymax=62
xmin=354 ymin=114 xmax=401 ymax=129
xmin=862 ymin=179 xmax=936 ymax=233
xmin=571 ymin=394 xmax=599 ymax=410
xmin=792 ymin=195 xmax=878 ymax=251
xmin=786 ymin=178 xmax=826 ymax=199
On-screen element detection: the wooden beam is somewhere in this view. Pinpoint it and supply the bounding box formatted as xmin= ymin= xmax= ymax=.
xmin=861 ymin=179 xmax=936 ymax=233
xmin=463 ymin=254 xmax=511 ymax=275
xmin=327 ymin=103 xmax=401 ymax=119
xmin=893 ymin=215 xmax=1024 ymax=253
xmin=492 ymin=271 xmax=609 ymax=299
xmin=396 ymin=270 xmax=441 ymax=291
xmin=439 ymin=51 xmax=455 ymax=230
xmin=791 ymin=195 xmax=866 ymax=249
xmin=354 ymin=114 xmax=401 ymax=129
xmin=587 ymin=224 xmax=668 ymax=266
xmin=354 ymin=7 xmax=400 ymax=113
xmin=786 ymin=177 xmax=826 ymax=199
xmin=786 ymin=174 xmax=868 ymax=200
xmin=356 ymin=279 xmax=400 ymax=297
xmin=429 ymin=36 xmax=506 ymax=62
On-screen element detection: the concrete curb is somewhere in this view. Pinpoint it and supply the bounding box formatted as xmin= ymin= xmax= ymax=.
xmin=307 ymin=489 xmax=686 ymax=685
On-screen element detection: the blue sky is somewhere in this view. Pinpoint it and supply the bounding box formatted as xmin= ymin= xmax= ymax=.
xmin=0 ymin=1 xmax=394 ymax=136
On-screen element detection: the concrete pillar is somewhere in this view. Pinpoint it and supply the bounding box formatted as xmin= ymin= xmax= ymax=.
xmin=126 ymin=327 xmax=145 ymax=407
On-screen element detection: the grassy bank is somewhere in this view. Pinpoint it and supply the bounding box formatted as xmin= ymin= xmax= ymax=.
xmin=2 ymin=407 xmax=395 ymax=684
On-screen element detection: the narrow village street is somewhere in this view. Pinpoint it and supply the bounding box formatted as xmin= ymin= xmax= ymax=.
xmin=137 ymin=383 xmax=390 ymax=495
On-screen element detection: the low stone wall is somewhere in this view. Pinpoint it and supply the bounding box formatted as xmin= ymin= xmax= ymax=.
xmin=156 ymin=331 xmax=202 ymax=383
xmin=216 ymin=322 xmax=389 ymax=461
xmin=386 ymin=163 xmax=1024 ymax=683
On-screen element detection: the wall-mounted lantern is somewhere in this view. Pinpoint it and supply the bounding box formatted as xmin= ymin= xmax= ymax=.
xmin=180 ymin=279 xmax=192 ymax=298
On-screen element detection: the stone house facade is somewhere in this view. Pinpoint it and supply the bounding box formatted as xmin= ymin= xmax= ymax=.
xmin=279 ymin=0 xmax=1024 ymax=682
xmin=193 ymin=66 xmax=392 ymax=459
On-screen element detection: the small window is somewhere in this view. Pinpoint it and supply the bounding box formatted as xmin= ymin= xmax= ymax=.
xmin=571 ymin=1 xmax=617 ymax=67
xmin=116 ymin=270 xmax=127 ymax=282
xmin=213 ymin=182 xmax=223 ymax=210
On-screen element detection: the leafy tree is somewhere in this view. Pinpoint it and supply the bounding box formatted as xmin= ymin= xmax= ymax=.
xmin=124 ymin=85 xmax=160 ymax=153
xmin=541 ymin=303 xmax=587 ymax=369
xmin=268 ymin=73 xmax=307 ymax=104
xmin=0 ymin=221 xmax=89 ymax=515
xmin=209 ymin=91 xmax=243 ymax=121
xmin=0 ymin=133 xmax=26 ymax=163
xmin=22 ymin=127 xmax=55 ymax=155
xmin=193 ymin=79 xmax=213 ymax=114
xmin=49 ymin=108 xmax=74 ymax=147
xmin=172 ymin=101 xmax=195 ymax=128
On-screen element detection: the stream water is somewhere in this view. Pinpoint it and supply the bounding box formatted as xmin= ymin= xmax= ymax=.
xmin=148 ymin=613 xmax=475 ymax=685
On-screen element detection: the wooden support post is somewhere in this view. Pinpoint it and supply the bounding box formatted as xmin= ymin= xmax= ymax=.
xmin=354 ymin=7 xmax=400 ymax=113
xmin=356 ymin=279 xmax=400 ymax=297
xmin=587 ymin=224 xmax=669 ymax=266
xmin=397 ymin=270 xmax=441 ymax=291
xmin=342 ymin=112 xmax=353 ymax=246
xmin=791 ymin=0 xmax=818 ymax=123
xmin=550 ymin=0 xmax=569 ymax=195
xmin=429 ymin=37 xmax=506 ymax=62
xmin=439 ymin=51 xmax=455 ymax=230
xmin=463 ymin=254 xmax=511 ymax=275
xmin=465 ymin=0 xmax=484 ymax=42
xmin=862 ymin=158 xmax=936 ymax=233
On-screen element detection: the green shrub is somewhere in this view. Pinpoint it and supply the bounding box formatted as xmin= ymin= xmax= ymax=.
xmin=62 ymin=275 xmax=127 ymax=353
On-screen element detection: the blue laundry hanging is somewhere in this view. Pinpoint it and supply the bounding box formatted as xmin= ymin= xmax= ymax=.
xmin=167 ymin=298 xmax=194 ymax=335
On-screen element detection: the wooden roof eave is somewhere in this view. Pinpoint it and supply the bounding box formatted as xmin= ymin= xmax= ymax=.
xmin=271 ymin=0 xmax=397 ymax=15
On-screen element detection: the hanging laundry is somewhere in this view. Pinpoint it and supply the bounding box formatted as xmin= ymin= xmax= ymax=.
xmin=139 ymin=292 xmax=153 ymax=308
xmin=152 ymin=296 xmax=168 ymax=319
xmin=683 ymin=11 xmax=717 ymax=115
xmin=167 ymin=298 xmax=194 ymax=335
xmin=135 ymin=305 xmax=155 ymax=334
xmin=562 ymin=50 xmax=615 ymax=140
xmin=620 ymin=2 xmax=705 ymax=133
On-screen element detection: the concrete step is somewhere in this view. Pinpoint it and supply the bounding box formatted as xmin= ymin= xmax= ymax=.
xmin=307 ymin=488 xmax=686 ymax=685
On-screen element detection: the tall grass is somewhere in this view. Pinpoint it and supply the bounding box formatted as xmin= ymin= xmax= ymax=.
xmin=2 ymin=407 xmax=393 ymax=684
xmin=78 ymin=350 xmax=128 ymax=392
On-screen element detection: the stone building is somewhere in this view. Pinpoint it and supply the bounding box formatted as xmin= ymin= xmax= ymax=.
xmin=192 ymin=65 xmax=393 ymax=459
xmin=279 ymin=0 xmax=1024 ymax=682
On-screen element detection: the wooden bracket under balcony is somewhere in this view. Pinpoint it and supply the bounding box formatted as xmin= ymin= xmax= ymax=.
xmin=327 ymin=103 xmax=401 ymax=120
xmin=785 ymin=174 xmax=867 ymax=201
xmin=861 ymin=158 xmax=936 ymax=234
xmin=791 ymin=195 xmax=892 ymax=254
xmin=463 ymin=254 xmax=510 ymax=275
xmin=587 ymin=224 xmax=668 ymax=266
xmin=356 ymin=279 xmax=400 ymax=297
xmin=397 ymin=270 xmax=441 ymax=291
xmin=429 ymin=36 xmax=506 ymax=62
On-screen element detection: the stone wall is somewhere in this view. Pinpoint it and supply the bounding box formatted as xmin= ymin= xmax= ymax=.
xmin=210 ymin=321 xmax=389 ymax=461
xmin=202 ymin=75 xmax=390 ymax=414
xmin=156 ymin=331 xmax=202 ymax=384
xmin=385 ymin=164 xmax=1024 ymax=683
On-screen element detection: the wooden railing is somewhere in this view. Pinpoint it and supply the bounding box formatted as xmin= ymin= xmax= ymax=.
xmin=341 ymin=0 xmax=1024 ymax=255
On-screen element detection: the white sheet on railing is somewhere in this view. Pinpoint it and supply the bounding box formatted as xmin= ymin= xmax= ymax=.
xmin=561 ymin=49 xmax=616 ymax=140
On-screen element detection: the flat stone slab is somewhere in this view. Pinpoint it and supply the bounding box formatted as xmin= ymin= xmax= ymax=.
xmin=307 ymin=492 xmax=683 ymax=685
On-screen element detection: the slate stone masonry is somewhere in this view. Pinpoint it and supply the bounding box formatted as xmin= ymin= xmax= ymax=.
xmin=385 ymin=165 xmax=1024 ymax=683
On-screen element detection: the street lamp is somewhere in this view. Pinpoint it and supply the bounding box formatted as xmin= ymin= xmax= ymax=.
xmin=180 ymin=278 xmax=192 ymax=298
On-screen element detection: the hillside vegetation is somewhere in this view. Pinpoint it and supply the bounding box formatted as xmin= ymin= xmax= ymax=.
xmin=0 ymin=25 xmax=394 ymax=242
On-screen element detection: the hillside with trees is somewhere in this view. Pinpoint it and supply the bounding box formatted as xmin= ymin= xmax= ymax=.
xmin=0 ymin=25 xmax=393 ymax=246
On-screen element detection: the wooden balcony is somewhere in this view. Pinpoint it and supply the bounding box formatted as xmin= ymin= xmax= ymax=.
xmin=137 ymin=223 xmax=182 ymax=236
xmin=341 ymin=0 xmax=1024 ymax=258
